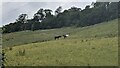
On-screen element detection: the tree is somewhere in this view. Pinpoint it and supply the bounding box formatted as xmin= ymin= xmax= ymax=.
xmin=68 ymin=6 xmax=81 ymax=11
xmin=85 ymin=5 xmax=90 ymax=9
xmin=55 ymin=6 xmax=62 ymax=15
xmin=16 ymin=14 xmax=28 ymax=23
xmin=33 ymin=8 xmax=45 ymax=22
xmin=2 ymin=2 xmax=119 ymax=33
xmin=44 ymin=9 xmax=53 ymax=18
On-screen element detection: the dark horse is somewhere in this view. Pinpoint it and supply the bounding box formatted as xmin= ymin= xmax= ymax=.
xmin=63 ymin=34 xmax=69 ymax=39
xmin=54 ymin=35 xmax=62 ymax=40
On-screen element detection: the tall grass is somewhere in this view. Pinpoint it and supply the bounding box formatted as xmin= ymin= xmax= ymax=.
xmin=3 ymin=19 xmax=118 ymax=66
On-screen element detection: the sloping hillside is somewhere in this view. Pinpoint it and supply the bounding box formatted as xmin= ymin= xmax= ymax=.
xmin=3 ymin=19 xmax=118 ymax=47
xmin=3 ymin=19 xmax=118 ymax=66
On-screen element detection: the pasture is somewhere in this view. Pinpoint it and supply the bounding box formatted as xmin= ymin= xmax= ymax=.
xmin=2 ymin=19 xmax=118 ymax=66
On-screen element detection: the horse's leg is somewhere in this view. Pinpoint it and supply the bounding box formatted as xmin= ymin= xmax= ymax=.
xmin=55 ymin=37 xmax=57 ymax=40
xmin=58 ymin=36 xmax=60 ymax=39
xmin=63 ymin=36 xmax=66 ymax=39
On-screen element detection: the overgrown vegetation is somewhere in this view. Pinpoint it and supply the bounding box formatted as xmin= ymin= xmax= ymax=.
xmin=2 ymin=2 xmax=120 ymax=33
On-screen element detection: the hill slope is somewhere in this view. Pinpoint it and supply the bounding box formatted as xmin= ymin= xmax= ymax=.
xmin=4 ymin=19 xmax=118 ymax=66
xmin=3 ymin=19 xmax=118 ymax=47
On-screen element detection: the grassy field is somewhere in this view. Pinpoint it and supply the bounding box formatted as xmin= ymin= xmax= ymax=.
xmin=3 ymin=19 xmax=118 ymax=47
xmin=3 ymin=19 xmax=118 ymax=66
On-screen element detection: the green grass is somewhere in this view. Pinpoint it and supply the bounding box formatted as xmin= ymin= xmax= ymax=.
xmin=3 ymin=19 xmax=118 ymax=47
xmin=3 ymin=19 xmax=118 ymax=66
xmin=5 ymin=37 xmax=118 ymax=66
xmin=3 ymin=27 xmax=76 ymax=47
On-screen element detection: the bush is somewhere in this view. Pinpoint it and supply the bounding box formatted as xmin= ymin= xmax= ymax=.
xmin=16 ymin=49 xmax=26 ymax=56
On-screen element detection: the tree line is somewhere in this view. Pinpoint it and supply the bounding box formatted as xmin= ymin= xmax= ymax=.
xmin=2 ymin=2 xmax=120 ymax=33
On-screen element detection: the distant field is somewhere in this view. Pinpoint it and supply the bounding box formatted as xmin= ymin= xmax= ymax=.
xmin=3 ymin=19 xmax=118 ymax=66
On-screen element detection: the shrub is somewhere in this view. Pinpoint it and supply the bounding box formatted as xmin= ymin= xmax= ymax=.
xmin=16 ymin=49 xmax=26 ymax=56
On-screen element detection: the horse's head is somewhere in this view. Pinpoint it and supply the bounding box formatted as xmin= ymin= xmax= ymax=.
xmin=66 ymin=34 xmax=69 ymax=37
